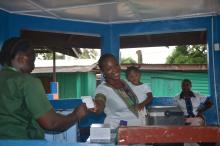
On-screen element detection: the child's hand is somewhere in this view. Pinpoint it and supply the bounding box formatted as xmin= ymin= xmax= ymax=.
xmin=136 ymin=102 xmax=145 ymax=111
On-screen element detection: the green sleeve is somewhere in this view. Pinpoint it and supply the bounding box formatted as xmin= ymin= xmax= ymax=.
xmin=24 ymin=77 xmax=52 ymax=119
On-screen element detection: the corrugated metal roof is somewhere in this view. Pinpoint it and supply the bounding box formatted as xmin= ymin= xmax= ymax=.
xmin=121 ymin=64 xmax=207 ymax=72
xmin=32 ymin=63 xmax=97 ymax=73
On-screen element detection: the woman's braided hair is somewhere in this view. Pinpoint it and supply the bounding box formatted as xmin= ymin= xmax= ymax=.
xmin=0 ymin=37 xmax=31 ymax=66
xmin=98 ymin=53 xmax=116 ymax=71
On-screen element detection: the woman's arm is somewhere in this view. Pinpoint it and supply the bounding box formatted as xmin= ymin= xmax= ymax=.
xmin=37 ymin=103 xmax=87 ymax=132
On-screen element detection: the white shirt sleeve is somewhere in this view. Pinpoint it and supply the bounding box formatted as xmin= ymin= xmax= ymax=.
xmin=173 ymin=94 xmax=180 ymax=106
xmin=95 ymin=82 xmax=108 ymax=96
xmin=194 ymin=92 xmax=207 ymax=103
xmin=143 ymin=83 xmax=152 ymax=93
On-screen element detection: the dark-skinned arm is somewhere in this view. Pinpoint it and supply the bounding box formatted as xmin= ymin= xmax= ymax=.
xmin=137 ymin=92 xmax=153 ymax=111
xmin=197 ymin=98 xmax=213 ymax=117
xmin=37 ymin=103 xmax=87 ymax=132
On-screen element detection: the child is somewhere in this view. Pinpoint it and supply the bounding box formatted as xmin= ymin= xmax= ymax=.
xmin=126 ymin=66 xmax=153 ymax=124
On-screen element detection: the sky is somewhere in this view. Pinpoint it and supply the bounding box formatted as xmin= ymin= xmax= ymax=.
xmin=120 ymin=46 xmax=175 ymax=64
xmin=35 ymin=46 xmax=176 ymax=67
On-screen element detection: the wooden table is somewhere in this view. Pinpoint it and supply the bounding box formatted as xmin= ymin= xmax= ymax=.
xmin=118 ymin=126 xmax=220 ymax=145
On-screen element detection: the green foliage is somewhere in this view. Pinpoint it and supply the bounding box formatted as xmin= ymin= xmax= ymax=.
xmin=36 ymin=49 xmax=98 ymax=60
xmin=79 ymin=49 xmax=98 ymax=59
xmin=121 ymin=57 xmax=137 ymax=64
xmin=166 ymin=45 xmax=207 ymax=64
xmin=36 ymin=53 xmax=64 ymax=60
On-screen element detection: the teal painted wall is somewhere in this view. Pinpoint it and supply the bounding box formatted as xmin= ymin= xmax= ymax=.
xmin=121 ymin=71 xmax=209 ymax=97
xmin=36 ymin=71 xmax=208 ymax=99
xmin=34 ymin=72 xmax=96 ymax=99
xmin=57 ymin=72 xmax=96 ymax=99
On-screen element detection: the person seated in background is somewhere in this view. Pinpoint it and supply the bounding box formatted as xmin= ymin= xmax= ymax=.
xmin=93 ymin=53 xmax=146 ymax=129
xmin=174 ymin=79 xmax=214 ymax=146
xmin=174 ymin=79 xmax=212 ymax=125
xmin=125 ymin=65 xmax=153 ymax=124
xmin=0 ymin=37 xmax=88 ymax=139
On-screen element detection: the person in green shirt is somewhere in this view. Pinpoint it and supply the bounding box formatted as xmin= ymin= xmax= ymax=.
xmin=0 ymin=37 xmax=88 ymax=139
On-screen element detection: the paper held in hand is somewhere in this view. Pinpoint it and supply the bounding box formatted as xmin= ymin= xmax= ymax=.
xmin=81 ymin=96 xmax=95 ymax=109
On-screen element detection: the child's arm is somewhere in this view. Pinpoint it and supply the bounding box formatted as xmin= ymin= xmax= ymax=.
xmin=137 ymin=92 xmax=153 ymax=111
xmin=144 ymin=92 xmax=153 ymax=106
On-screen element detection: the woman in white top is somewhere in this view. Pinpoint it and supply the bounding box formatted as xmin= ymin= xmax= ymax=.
xmin=94 ymin=54 xmax=145 ymax=129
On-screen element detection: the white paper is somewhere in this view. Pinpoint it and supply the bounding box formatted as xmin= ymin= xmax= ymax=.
xmin=81 ymin=96 xmax=95 ymax=109
xmin=90 ymin=124 xmax=111 ymax=143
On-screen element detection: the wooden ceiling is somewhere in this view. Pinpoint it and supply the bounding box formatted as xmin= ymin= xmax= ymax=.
xmin=120 ymin=31 xmax=206 ymax=48
xmin=21 ymin=30 xmax=101 ymax=57
xmin=21 ymin=30 xmax=206 ymax=57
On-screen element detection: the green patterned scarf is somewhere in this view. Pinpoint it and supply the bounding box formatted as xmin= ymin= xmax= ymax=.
xmin=106 ymin=80 xmax=139 ymax=117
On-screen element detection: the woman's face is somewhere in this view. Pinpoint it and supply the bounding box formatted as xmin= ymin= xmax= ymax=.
xmin=16 ymin=49 xmax=36 ymax=73
xmin=127 ymin=70 xmax=140 ymax=85
xmin=102 ymin=56 xmax=121 ymax=80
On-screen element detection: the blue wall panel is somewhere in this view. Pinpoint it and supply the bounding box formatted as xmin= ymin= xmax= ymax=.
xmin=0 ymin=140 xmax=115 ymax=146
xmin=0 ymin=10 xmax=9 ymax=48
xmin=6 ymin=12 xmax=108 ymax=35
xmin=0 ymin=9 xmax=109 ymax=50
xmin=112 ymin=17 xmax=210 ymax=35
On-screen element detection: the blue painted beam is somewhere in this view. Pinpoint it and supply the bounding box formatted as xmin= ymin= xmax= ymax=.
xmin=49 ymin=98 xmax=176 ymax=110
xmin=112 ymin=16 xmax=211 ymax=35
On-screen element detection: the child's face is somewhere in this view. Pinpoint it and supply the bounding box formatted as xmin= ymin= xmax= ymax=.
xmin=127 ymin=70 xmax=141 ymax=85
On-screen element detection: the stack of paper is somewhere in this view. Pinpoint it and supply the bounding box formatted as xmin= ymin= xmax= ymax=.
xmin=90 ymin=124 xmax=111 ymax=143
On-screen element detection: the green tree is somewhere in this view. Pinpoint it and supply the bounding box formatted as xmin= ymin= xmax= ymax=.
xmin=121 ymin=57 xmax=137 ymax=64
xmin=166 ymin=45 xmax=207 ymax=64
xmin=79 ymin=49 xmax=98 ymax=59
xmin=36 ymin=52 xmax=64 ymax=60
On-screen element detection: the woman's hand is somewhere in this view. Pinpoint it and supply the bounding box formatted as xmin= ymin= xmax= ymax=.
xmin=73 ymin=103 xmax=88 ymax=120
